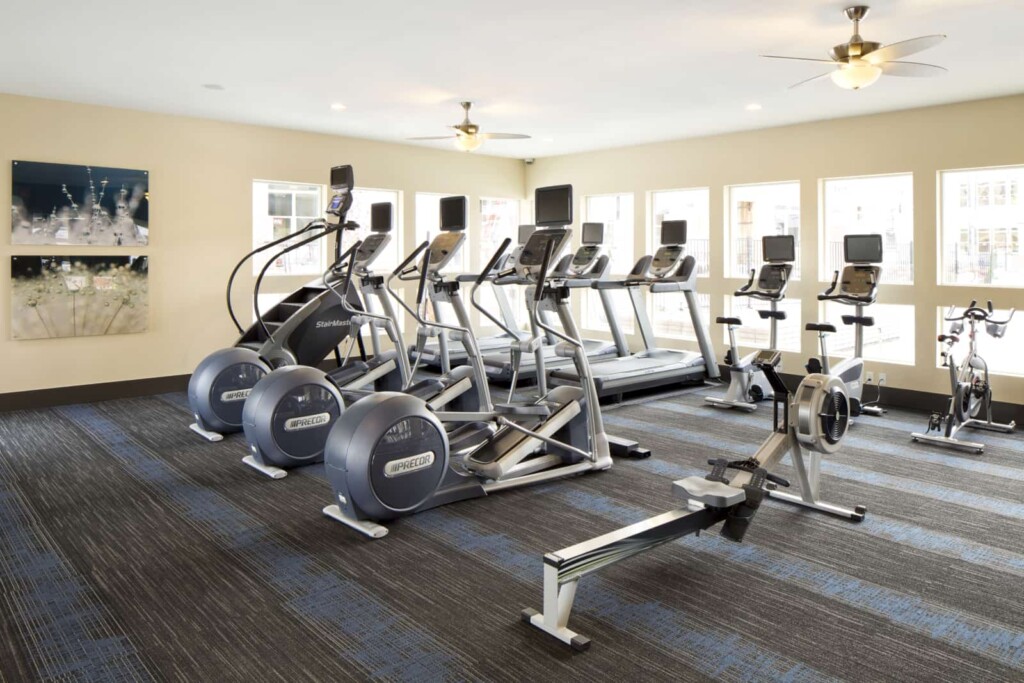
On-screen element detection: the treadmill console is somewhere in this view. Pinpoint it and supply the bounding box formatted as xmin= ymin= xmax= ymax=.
xmin=569 ymin=244 xmax=603 ymax=275
xmin=648 ymin=245 xmax=684 ymax=278
xmin=427 ymin=231 xmax=466 ymax=272
xmin=519 ymin=228 xmax=571 ymax=278
xmin=505 ymin=225 xmax=537 ymax=270
xmin=354 ymin=233 xmax=390 ymax=268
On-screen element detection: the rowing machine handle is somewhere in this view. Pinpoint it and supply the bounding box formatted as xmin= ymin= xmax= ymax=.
xmin=535 ymin=239 xmax=557 ymax=303
xmin=477 ymin=237 xmax=512 ymax=286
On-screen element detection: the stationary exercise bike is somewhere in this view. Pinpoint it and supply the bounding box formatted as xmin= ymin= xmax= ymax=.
xmin=523 ymin=348 xmax=865 ymax=650
xmin=188 ymin=165 xmax=363 ymax=440
xmin=805 ymin=233 xmax=885 ymax=418
xmin=321 ymin=195 xmax=613 ymax=539
xmin=911 ymin=301 xmax=1016 ymax=454
xmin=706 ymin=235 xmax=793 ymax=411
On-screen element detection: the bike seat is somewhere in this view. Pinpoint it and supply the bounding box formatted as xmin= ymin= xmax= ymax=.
xmin=758 ymin=310 xmax=787 ymax=320
xmin=842 ymin=315 xmax=875 ymax=327
xmin=716 ymin=317 xmax=742 ymax=326
xmin=806 ymin=323 xmax=837 ymax=334
xmin=937 ymin=334 xmax=959 ymax=343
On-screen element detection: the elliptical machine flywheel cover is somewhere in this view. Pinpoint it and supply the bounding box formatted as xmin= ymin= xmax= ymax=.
xmin=324 ymin=392 xmax=449 ymax=520
xmin=791 ymin=373 xmax=849 ymax=454
xmin=242 ymin=365 xmax=344 ymax=468
xmin=188 ymin=347 xmax=272 ymax=433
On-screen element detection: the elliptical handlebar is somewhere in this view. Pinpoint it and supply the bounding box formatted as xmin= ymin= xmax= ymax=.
xmin=535 ymin=239 xmax=557 ymax=303
xmin=385 ymin=241 xmax=430 ymax=324
xmin=470 ymin=239 xmax=520 ymax=338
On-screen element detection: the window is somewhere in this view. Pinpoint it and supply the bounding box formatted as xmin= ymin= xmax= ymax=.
xmin=252 ymin=181 xmax=324 ymax=276
xmin=722 ymin=296 xmax=801 ymax=352
xmin=727 ymin=182 xmax=800 ymax=279
xmin=822 ymin=174 xmax=913 ymax=284
xmin=940 ymin=166 xmax=1024 ymax=287
xmin=652 ymin=292 xmax=710 ymax=342
xmin=820 ymin=302 xmax=915 ymax=365
xmin=415 ymin=193 xmax=468 ymax=273
xmin=478 ymin=198 xmax=523 ymax=326
xmin=583 ymin=193 xmax=635 ymax=333
xmin=651 ymin=188 xmax=710 ymax=276
xmin=348 ymin=188 xmax=402 ymax=273
xmin=935 ymin=306 xmax=1024 ymax=377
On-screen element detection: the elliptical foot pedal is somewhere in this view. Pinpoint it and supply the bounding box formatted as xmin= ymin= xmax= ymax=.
xmin=322 ymin=504 xmax=389 ymax=539
xmin=189 ymin=422 xmax=224 ymax=442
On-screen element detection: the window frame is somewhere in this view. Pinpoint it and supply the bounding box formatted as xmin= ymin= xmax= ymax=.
xmin=251 ymin=179 xmax=326 ymax=277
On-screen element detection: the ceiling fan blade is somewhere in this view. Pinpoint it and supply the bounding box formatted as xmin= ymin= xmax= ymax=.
xmin=864 ymin=34 xmax=946 ymax=64
xmin=880 ymin=61 xmax=948 ymax=77
xmin=407 ymin=135 xmax=457 ymax=140
xmin=480 ymin=133 xmax=531 ymax=140
xmin=762 ymin=55 xmax=837 ymax=64
xmin=788 ymin=71 xmax=835 ymax=89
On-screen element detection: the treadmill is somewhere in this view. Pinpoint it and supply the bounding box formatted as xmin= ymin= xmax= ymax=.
xmin=549 ymin=220 xmax=720 ymax=399
xmin=482 ymin=221 xmax=629 ymax=383
xmin=410 ymin=220 xmax=535 ymax=371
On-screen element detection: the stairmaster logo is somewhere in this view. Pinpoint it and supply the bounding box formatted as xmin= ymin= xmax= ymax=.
xmin=384 ymin=451 xmax=435 ymax=477
xmin=315 ymin=320 xmax=347 ymax=329
xmin=220 ymin=389 xmax=251 ymax=402
xmin=284 ymin=412 xmax=332 ymax=431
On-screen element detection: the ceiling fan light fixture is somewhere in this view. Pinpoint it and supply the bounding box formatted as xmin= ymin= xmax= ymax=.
xmin=830 ymin=59 xmax=883 ymax=90
xmin=454 ymin=133 xmax=484 ymax=152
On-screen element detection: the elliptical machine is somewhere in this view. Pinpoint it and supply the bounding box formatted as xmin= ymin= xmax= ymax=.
xmin=911 ymin=301 xmax=1016 ymax=454
xmin=706 ymin=235 xmax=794 ymax=411
xmin=805 ymin=234 xmax=885 ymax=418
xmin=188 ymin=165 xmax=363 ymax=441
xmin=239 ymin=203 xmax=485 ymax=479
xmin=321 ymin=186 xmax=613 ymax=539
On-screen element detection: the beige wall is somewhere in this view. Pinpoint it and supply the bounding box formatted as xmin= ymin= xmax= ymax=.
xmin=0 ymin=94 xmax=524 ymax=394
xmin=525 ymin=95 xmax=1024 ymax=403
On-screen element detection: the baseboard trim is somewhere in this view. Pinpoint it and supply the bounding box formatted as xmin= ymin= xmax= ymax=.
xmin=3 ymin=365 xmax=1021 ymax=426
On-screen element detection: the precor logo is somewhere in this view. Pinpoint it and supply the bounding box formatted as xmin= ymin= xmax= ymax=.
xmin=315 ymin=320 xmax=347 ymax=329
xmin=220 ymin=389 xmax=252 ymax=402
xmin=383 ymin=451 xmax=436 ymax=477
xmin=283 ymin=412 xmax=332 ymax=432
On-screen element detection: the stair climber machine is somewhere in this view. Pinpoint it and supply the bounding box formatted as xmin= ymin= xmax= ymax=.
xmin=706 ymin=235 xmax=794 ymax=411
xmin=409 ymin=202 xmax=529 ymax=371
xmin=321 ymin=189 xmax=626 ymax=539
xmin=240 ymin=212 xmax=486 ymax=479
xmin=522 ymin=348 xmax=865 ymax=651
xmin=805 ymin=234 xmax=886 ymax=418
xmin=911 ymin=301 xmax=1015 ymax=454
xmin=483 ymin=217 xmax=630 ymax=384
xmin=188 ymin=165 xmax=366 ymax=441
xmin=550 ymin=219 xmax=720 ymax=400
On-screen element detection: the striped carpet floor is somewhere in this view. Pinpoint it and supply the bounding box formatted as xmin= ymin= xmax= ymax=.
xmin=0 ymin=381 xmax=1022 ymax=682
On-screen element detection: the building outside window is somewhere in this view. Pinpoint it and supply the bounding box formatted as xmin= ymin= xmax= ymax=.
xmin=727 ymin=182 xmax=801 ymax=279
xmin=822 ymin=173 xmax=913 ymax=284
xmin=940 ymin=166 xmax=1024 ymax=287
xmin=583 ymin=193 xmax=635 ymax=333
xmin=251 ymin=181 xmax=324 ymax=276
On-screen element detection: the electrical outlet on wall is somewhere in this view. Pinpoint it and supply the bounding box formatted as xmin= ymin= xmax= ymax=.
xmin=878 ymin=373 xmax=886 ymax=386
xmin=866 ymin=371 xmax=874 ymax=384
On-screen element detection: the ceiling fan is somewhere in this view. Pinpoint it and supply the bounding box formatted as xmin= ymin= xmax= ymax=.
xmin=763 ymin=6 xmax=947 ymax=90
xmin=408 ymin=101 xmax=530 ymax=151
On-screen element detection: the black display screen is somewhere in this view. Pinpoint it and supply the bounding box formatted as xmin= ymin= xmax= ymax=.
xmin=330 ymin=165 xmax=354 ymax=191
xmin=581 ymin=222 xmax=603 ymax=245
xmin=844 ymin=234 xmax=883 ymax=263
xmin=440 ymin=196 xmax=467 ymax=231
xmin=762 ymin=235 xmax=795 ymax=263
xmin=660 ymin=220 xmax=687 ymax=245
xmin=370 ymin=202 xmax=392 ymax=232
xmin=535 ymin=185 xmax=573 ymax=226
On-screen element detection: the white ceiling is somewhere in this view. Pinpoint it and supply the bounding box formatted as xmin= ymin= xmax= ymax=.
xmin=2 ymin=0 xmax=1022 ymax=158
